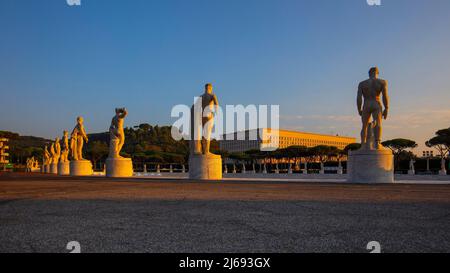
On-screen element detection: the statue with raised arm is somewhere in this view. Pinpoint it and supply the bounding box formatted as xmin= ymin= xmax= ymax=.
xmin=71 ymin=116 xmax=89 ymax=161
xmin=190 ymin=83 xmax=219 ymax=155
xmin=357 ymin=67 xmax=389 ymax=150
xmin=105 ymin=108 xmax=133 ymax=177
xmin=44 ymin=146 xmax=51 ymax=164
xmin=109 ymin=108 xmax=128 ymax=158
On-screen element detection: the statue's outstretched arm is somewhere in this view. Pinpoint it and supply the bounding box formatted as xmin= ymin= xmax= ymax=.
xmin=213 ymin=95 xmax=219 ymax=113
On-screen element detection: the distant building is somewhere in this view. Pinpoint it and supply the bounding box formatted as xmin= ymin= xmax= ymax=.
xmin=220 ymin=129 xmax=356 ymax=153
xmin=0 ymin=138 xmax=9 ymax=168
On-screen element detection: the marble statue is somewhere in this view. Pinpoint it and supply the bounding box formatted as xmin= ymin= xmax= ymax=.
xmin=60 ymin=130 xmax=70 ymax=163
xmin=190 ymin=83 xmax=219 ymax=155
xmin=408 ymin=159 xmax=416 ymax=175
xmin=409 ymin=159 xmax=415 ymax=171
xmin=348 ymin=67 xmax=394 ymax=183
xmin=109 ymin=108 xmax=128 ymax=158
xmin=48 ymin=138 xmax=61 ymax=174
xmin=69 ymin=116 xmax=93 ymax=176
xmin=43 ymin=145 xmax=51 ymax=173
xmin=44 ymin=146 xmax=51 ymax=165
xmin=357 ymin=67 xmax=389 ymax=150
xmin=53 ymin=137 xmax=61 ymax=164
xmin=26 ymin=158 xmax=31 ymax=172
xmin=58 ymin=131 xmax=70 ymax=175
xmin=71 ymin=116 xmax=89 ymax=161
xmin=188 ymin=83 xmax=222 ymax=180
xmin=33 ymin=157 xmax=39 ymax=169
xmin=105 ymin=108 xmax=133 ymax=177
xmin=50 ymin=143 xmax=56 ymax=162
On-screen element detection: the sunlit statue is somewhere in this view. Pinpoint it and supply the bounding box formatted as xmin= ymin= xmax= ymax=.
xmin=44 ymin=145 xmax=51 ymax=165
xmin=105 ymin=108 xmax=133 ymax=177
xmin=69 ymin=116 xmax=93 ymax=176
xmin=60 ymin=130 xmax=70 ymax=163
xmin=53 ymin=137 xmax=61 ymax=164
xmin=357 ymin=67 xmax=389 ymax=150
xmin=71 ymin=116 xmax=89 ymax=161
xmin=26 ymin=158 xmax=32 ymax=172
xmin=189 ymin=83 xmax=222 ymax=180
xmin=190 ymin=83 xmax=219 ymax=155
xmin=348 ymin=67 xmax=394 ymax=183
xmin=109 ymin=108 xmax=128 ymax=158
xmin=58 ymin=130 xmax=71 ymax=175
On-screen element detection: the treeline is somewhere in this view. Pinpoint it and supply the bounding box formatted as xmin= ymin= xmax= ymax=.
xmin=86 ymin=124 xmax=195 ymax=167
xmin=2 ymin=126 xmax=449 ymax=173
xmin=0 ymin=130 xmax=50 ymax=164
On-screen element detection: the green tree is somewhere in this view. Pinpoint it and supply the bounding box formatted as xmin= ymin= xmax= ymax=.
xmin=426 ymin=128 xmax=450 ymax=160
xmin=382 ymin=138 xmax=418 ymax=170
xmin=86 ymin=141 xmax=109 ymax=168
xmin=344 ymin=143 xmax=361 ymax=153
xmin=309 ymin=145 xmax=338 ymax=163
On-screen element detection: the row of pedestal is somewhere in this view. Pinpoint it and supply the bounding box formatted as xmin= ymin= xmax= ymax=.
xmin=42 ymin=158 xmax=133 ymax=177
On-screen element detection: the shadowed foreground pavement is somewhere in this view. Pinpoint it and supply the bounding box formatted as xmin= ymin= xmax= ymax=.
xmin=0 ymin=172 xmax=449 ymax=253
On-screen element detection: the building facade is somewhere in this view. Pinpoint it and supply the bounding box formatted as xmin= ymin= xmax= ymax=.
xmin=0 ymin=138 xmax=9 ymax=168
xmin=220 ymin=129 xmax=356 ymax=153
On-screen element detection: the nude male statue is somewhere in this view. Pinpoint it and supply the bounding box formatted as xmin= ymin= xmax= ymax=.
xmin=44 ymin=145 xmax=51 ymax=165
xmin=53 ymin=137 xmax=61 ymax=164
xmin=71 ymin=116 xmax=89 ymax=161
xmin=50 ymin=143 xmax=56 ymax=163
xmin=357 ymin=67 xmax=389 ymax=149
xmin=109 ymin=108 xmax=128 ymax=158
xmin=60 ymin=130 xmax=69 ymax=163
xmin=190 ymin=83 xmax=219 ymax=155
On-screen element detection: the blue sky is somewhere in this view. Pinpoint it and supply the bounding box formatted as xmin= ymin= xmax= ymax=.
xmin=1 ymin=0 xmax=450 ymax=152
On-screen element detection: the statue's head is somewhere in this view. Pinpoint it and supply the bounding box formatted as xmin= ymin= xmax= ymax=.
xmin=63 ymin=130 xmax=68 ymax=136
xmin=77 ymin=116 xmax=83 ymax=124
xmin=204 ymin=83 xmax=213 ymax=94
xmin=55 ymin=137 xmax=60 ymax=142
xmin=115 ymin=108 xmax=125 ymax=115
xmin=369 ymin=67 xmax=379 ymax=79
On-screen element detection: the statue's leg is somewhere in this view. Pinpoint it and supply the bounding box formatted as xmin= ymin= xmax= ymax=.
xmin=70 ymin=139 xmax=75 ymax=159
xmin=373 ymin=108 xmax=382 ymax=149
xmin=360 ymin=110 xmax=371 ymax=145
xmin=203 ymin=118 xmax=213 ymax=154
xmin=194 ymin=119 xmax=203 ymax=154
xmin=118 ymin=136 xmax=125 ymax=157
xmin=77 ymin=137 xmax=83 ymax=160
xmin=118 ymin=136 xmax=124 ymax=152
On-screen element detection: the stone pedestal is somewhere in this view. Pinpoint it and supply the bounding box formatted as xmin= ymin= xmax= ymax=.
xmin=58 ymin=161 xmax=70 ymax=175
xmin=347 ymin=148 xmax=394 ymax=183
xmin=189 ymin=153 xmax=222 ymax=180
xmin=439 ymin=170 xmax=447 ymax=176
xmin=408 ymin=170 xmax=415 ymax=175
xmin=70 ymin=160 xmax=93 ymax=176
xmin=50 ymin=163 xmax=58 ymax=174
xmin=43 ymin=164 xmax=50 ymax=173
xmin=105 ymin=157 xmax=133 ymax=177
xmin=337 ymin=167 xmax=343 ymax=175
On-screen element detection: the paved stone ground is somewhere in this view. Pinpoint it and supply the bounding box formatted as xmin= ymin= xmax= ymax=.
xmin=0 ymin=172 xmax=449 ymax=253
